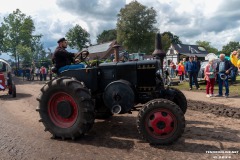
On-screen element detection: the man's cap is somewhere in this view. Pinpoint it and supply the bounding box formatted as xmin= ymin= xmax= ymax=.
xmin=57 ymin=37 xmax=66 ymax=43
xmin=194 ymin=55 xmax=198 ymax=58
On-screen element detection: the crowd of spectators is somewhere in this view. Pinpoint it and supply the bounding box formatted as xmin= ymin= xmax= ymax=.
xmin=167 ymin=50 xmax=240 ymax=98
xmin=14 ymin=66 xmax=53 ymax=81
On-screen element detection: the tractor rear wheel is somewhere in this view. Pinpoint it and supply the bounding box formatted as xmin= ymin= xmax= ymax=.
xmin=137 ymin=99 xmax=185 ymax=145
xmin=37 ymin=78 xmax=95 ymax=140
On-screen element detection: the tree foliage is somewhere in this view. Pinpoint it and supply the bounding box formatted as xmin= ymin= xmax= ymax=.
xmin=66 ymin=24 xmax=90 ymax=51
xmin=161 ymin=34 xmax=172 ymax=52
xmin=195 ymin=40 xmax=218 ymax=54
xmin=161 ymin=32 xmax=182 ymax=52
xmin=162 ymin=31 xmax=182 ymax=44
xmin=97 ymin=29 xmax=117 ymax=44
xmin=16 ymin=44 xmax=32 ymax=65
xmin=31 ymin=35 xmax=45 ymax=61
xmin=0 ymin=26 xmax=4 ymax=54
xmin=1 ymin=9 xmax=35 ymax=69
xmin=221 ymin=41 xmax=240 ymax=56
xmin=117 ymin=1 xmax=158 ymax=53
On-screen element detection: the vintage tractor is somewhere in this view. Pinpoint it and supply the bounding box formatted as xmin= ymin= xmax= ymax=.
xmin=37 ymin=33 xmax=187 ymax=145
xmin=0 ymin=58 xmax=16 ymax=97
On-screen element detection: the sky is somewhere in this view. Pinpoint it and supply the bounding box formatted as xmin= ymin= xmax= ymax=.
xmin=0 ymin=0 xmax=240 ymax=60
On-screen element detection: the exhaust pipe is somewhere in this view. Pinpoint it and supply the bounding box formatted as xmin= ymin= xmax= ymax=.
xmin=111 ymin=105 xmax=122 ymax=114
xmin=152 ymin=33 xmax=166 ymax=75
xmin=113 ymin=44 xmax=121 ymax=62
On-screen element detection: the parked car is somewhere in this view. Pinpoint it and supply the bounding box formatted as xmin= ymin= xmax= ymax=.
xmin=197 ymin=61 xmax=208 ymax=81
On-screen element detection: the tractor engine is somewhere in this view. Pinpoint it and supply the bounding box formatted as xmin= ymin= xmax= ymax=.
xmin=103 ymin=80 xmax=134 ymax=114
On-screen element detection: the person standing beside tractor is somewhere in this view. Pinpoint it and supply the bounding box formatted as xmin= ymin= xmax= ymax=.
xmin=182 ymin=58 xmax=187 ymax=81
xmin=169 ymin=60 xmax=176 ymax=78
xmin=177 ymin=61 xmax=184 ymax=83
xmin=41 ymin=66 xmax=47 ymax=81
xmin=216 ymin=54 xmax=232 ymax=97
xmin=175 ymin=61 xmax=179 ymax=77
xmin=194 ymin=55 xmax=201 ymax=75
xmin=185 ymin=56 xmax=201 ymax=90
xmin=204 ymin=58 xmax=216 ymax=97
xmin=192 ymin=55 xmax=201 ymax=86
xmin=230 ymin=50 xmax=240 ymax=83
xmin=52 ymin=37 xmax=85 ymax=73
xmin=230 ymin=50 xmax=240 ymax=68
xmin=35 ymin=67 xmax=40 ymax=80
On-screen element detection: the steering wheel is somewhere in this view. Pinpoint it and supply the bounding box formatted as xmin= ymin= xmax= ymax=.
xmin=75 ymin=50 xmax=89 ymax=61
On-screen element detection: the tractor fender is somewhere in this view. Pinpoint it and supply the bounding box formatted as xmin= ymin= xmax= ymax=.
xmin=163 ymin=87 xmax=188 ymax=114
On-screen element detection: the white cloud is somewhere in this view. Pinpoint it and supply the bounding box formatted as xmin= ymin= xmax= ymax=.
xmin=0 ymin=0 xmax=240 ymax=60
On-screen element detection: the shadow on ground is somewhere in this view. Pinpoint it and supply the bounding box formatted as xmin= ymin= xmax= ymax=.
xmin=0 ymin=93 xmax=32 ymax=100
xmin=47 ymin=115 xmax=239 ymax=153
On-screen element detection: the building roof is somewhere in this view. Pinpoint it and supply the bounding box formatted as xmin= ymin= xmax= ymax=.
xmin=87 ymin=41 xmax=113 ymax=53
xmin=170 ymin=43 xmax=208 ymax=57
xmin=84 ymin=40 xmax=120 ymax=60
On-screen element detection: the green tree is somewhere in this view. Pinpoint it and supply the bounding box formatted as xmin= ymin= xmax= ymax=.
xmin=161 ymin=32 xmax=182 ymax=52
xmin=66 ymin=24 xmax=90 ymax=51
xmin=162 ymin=31 xmax=182 ymax=44
xmin=97 ymin=29 xmax=117 ymax=44
xmin=117 ymin=1 xmax=158 ymax=53
xmin=16 ymin=44 xmax=32 ymax=66
xmin=195 ymin=41 xmax=218 ymax=54
xmin=161 ymin=33 xmax=172 ymax=52
xmin=0 ymin=26 xmax=4 ymax=54
xmin=221 ymin=41 xmax=240 ymax=56
xmin=1 ymin=9 xmax=35 ymax=69
xmin=31 ymin=35 xmax=44 ymax=60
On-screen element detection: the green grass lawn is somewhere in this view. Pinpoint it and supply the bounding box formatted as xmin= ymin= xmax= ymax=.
xmin=172 ymin=75 xmax=240 ymax=96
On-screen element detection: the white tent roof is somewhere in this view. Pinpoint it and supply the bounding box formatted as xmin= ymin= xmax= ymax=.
xmin=205 ymin=53 xmax=218 ymax=60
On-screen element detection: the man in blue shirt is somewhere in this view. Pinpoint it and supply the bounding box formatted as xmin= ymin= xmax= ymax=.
xmin=185 ymin=56 xmax=201 ymax=90
xmin=216 ymin=54 xmax=232 ymax=97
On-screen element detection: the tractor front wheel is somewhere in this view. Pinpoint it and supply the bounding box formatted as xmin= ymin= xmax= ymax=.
xmin=137 ymin=99 xmax=185 ymax=145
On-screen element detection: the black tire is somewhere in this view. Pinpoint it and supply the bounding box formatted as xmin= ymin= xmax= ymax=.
xmin=168 ymin=87 xmax=187 ymax=114
xmin=8 ymin=83 xmax=16 ymax=98
xmin=11 ymin=84 xmax=16 ymax=98
xmin=36 ymin=77 xmax=95 ymax=140
xmin=137 ymin=99 xmax=185 ymax=145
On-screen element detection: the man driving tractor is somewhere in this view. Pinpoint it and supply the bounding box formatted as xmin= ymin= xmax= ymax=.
xmin=52 ymin=37 xmax=86 ymax=73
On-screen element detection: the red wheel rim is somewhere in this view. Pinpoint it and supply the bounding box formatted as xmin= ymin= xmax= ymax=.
xmin=48 ymin=92 xmax=78 ymax=128
xmin=145 ymin=109 xmax=177 ymax=139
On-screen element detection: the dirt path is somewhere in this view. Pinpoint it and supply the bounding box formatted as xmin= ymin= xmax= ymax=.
xmin=0 ymin=78 xmax=239 ymax=160
xmin=182 ymin=90 xmax=240 ymax=108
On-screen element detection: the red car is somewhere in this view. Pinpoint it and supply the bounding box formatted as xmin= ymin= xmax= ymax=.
xmin=0 ymin=58 xmax=16 ymax=97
